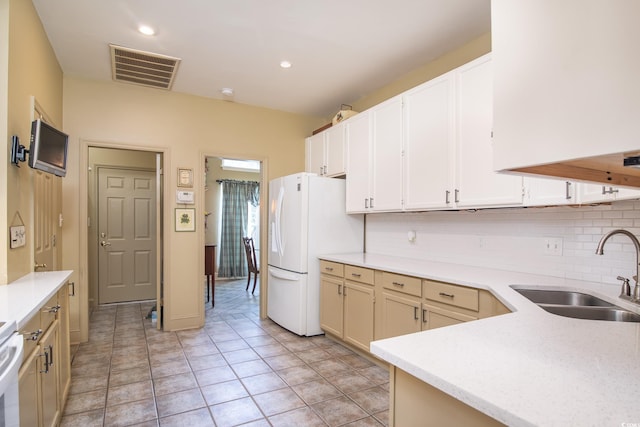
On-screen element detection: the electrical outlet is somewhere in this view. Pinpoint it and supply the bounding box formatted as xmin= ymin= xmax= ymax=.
xmin=544 ymin=237 xmax=563 ymax=256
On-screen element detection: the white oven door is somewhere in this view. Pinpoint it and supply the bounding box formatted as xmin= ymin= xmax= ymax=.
xmin=0 ymin=333 xmax=24 ymax=427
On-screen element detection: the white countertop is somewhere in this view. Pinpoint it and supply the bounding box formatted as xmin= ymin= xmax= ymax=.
xmin=0 ymin=271 xmax=73 ymax=330
xmin=320 ymin=253 xmax=640 ymax=427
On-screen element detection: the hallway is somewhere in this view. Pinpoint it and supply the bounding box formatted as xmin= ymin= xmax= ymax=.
xmin=60 ymin=279 xmax=389 ymax=426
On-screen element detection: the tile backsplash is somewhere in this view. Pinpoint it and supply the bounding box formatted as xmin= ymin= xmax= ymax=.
xmin=365 ymin=200 xmax=640 ymax=288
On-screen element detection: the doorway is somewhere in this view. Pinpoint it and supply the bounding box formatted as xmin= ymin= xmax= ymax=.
xmin=204 ymin=157 xmax=262 ymax=297
xmin=87 ymin=147 xmax=163 ymax=309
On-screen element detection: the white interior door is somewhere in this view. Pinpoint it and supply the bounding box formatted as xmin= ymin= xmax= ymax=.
xmin=98 ymin=167 xmax=157 ymax=303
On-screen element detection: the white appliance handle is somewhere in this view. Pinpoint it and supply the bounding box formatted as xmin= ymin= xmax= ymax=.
xmin=275 ymin=185 xmax=285 ymax=257
xmin=0 ymin=334 xmax=23 ymax=394
xmin=268 ymin=267 xmax=300 ymax=281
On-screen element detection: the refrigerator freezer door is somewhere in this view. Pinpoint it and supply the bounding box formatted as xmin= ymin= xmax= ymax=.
xmin=268 ymin=173 xmax=309 ymax=273
xmin=267 ymin=267 xmax=308 ymax=335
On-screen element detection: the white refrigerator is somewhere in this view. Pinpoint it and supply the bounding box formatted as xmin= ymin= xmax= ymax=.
xmin=267 ymin=173 xmax=363 ymax=336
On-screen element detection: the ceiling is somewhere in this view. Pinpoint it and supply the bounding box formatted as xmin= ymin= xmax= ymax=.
xmin=32 ymin=0 xmax=491 ymax=118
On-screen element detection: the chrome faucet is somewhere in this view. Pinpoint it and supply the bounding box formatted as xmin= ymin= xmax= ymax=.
xmin=595 ymin=229 xmax=640 ymax=303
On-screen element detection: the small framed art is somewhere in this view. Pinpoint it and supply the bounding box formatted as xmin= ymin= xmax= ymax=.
xmin=175 ymin=208 xmax=196 ymax=232
xmin=177 ymin=168 xmax=194 ymax=188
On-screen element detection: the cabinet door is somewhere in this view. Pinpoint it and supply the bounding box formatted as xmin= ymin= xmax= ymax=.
xmin=455 ymin=55 xmax=523 ymax=208
xmin=320 ymin=275 xmax=344 ymax=337
xmin=325 ymin=123 xmax=346 ymax=177
xmin=404 ymin=74 xmax=455 ymax=210
xmin=346 ymin=111 xmax=372 ymax=213
xmin=58 ymin=286 xmax=71 ymax=403
xmin=371 ymin=96 xmax=404 ymax=211
xmin=379 ymin=291 xmax=421 ymax=340
xmin=423 ymin=304 xmax=476 ymax=331
xmin=524 ymin=178 xmax=574 ymax=206
xmin=343 ymin=282 xmax=375 ymax=352
xmin=306 ymin=133 xmax=325 ymax=175
xmin=39 ymin=321 xmax=60 ymax=427
xmin=19 ymin=348 xmax=39 ymax=427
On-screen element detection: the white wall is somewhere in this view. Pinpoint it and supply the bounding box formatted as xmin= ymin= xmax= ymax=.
xmin=366 ymin=200 xmax=640 ymax=288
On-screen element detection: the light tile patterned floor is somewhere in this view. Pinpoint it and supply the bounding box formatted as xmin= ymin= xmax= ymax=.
xmin=61 ymin=279 xmax=389 ymax=426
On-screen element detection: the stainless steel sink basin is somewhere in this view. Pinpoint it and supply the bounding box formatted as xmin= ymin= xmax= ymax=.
xmin=540 ymin=305 xmax=640 ymax=322
xmin=512 ymin=288 xmax=614 ymax=307
xmin=511 ymin=286 xmax=640 ymax=322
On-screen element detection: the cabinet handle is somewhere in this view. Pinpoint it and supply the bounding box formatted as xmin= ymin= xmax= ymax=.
xmin=364 ymin=198 xmax=369 ymax=209
xmin=392 ymin=281 xmax=404 ymax=287
xmin=324 ymin=166 xmax=327 ymax=175
xmin=602 ymin=186 xmax=618 ymax=195
xmin=39 ymin=349 xmax=49 ymax=374
xmin=325 ymin=267 xmax=334 ymax=272
xmin=338 ymin=285 xmax=342 ymax=295
xmin=320 ymin=166 xmax=324 ymax=175
xmin=445 ymin=190 xmax=450 ymax=204
xmin=370 ymin=198 xmax=374 ymax=208
xmin=565 ymin=182 xmax=572 ymax=200
xmin=49 ymin=344 xmax=54 ymax=367
xmin=351 ymin=273 xmax=362 ymax=278
xmin=414 ymin=306 xmax=419 ymax=320
xmin=454 ymin=189 xmax=459 ymax=203
xmin=69 ymin=281 xmax=75 ymax=296
xmin=24 ymin=329 xmax=43 ymax=341
xmin=439 ymin=292 xmax=455 ymax=299
xmin=34 ymin=263 xmax=47 ymax=270
xmin=43 ymin=304 xmax=61 ymax=314
xmin=422 ymin=309 xmax=428 ymax=323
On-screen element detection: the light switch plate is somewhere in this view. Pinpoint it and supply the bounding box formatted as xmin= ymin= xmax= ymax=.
xmin=10 ymin=225 xmax=26 ymax=249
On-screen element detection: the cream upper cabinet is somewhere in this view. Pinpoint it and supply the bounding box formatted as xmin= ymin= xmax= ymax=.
xmin=523 ymin=178 xmax=575 ymax=206
xmin=345 ymin=111 xmax=372 ymax=213
xmin=578 ymin=183 xmax=640 ymax=205
xmin=492 ymin=1 xmax=640 ymax=181
xmin=370 ymin=96 xmax=404 ymax=212
xmin=345 ymin=97 xmax=403 ymax=214
xmin=403 ymin=73 xmax=455 ymax=210
xmin=455 ymin=54 xmax=523 ymax=208
xmin=305 ymin=122 xmax=346 ymax=177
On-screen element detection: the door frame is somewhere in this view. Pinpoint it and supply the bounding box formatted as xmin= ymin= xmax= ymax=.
xmin=201 ymin=151 xmax=269 ymax=319
xmin=78 ymin=140 xmax=167 ymax=342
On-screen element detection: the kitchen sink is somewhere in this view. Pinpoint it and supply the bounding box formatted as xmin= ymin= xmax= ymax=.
xmin=540 ymin=305 xmax=640 ymax=322
xmin=511 ymin=286 xmax=640 ymax=322
xmin=512 ymin=288 xmax=614 ymax=307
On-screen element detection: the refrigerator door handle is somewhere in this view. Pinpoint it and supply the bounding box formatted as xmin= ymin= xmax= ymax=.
xmin=268 ymin=267 xmax=301 ymax=281
xmin=275 ymin=186 xmax=285 ymax=257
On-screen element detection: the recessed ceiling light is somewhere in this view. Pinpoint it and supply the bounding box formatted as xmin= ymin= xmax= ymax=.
xmin=280 ymin=60 xmax=292 ymax=69
xmin=138 ymin=25 xmax=156 ymax=36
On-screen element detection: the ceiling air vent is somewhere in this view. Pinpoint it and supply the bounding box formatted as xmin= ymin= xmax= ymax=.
xmin=109 ymin=44 xmax=181 ymax=90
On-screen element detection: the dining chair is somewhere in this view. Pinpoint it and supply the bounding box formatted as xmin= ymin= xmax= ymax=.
xmin=242 ymin=237 xmax=259 ymax=294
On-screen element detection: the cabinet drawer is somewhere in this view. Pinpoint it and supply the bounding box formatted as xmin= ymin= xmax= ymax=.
xmin=19 ymin=313 xmax=41 ymax=362
xmin=382 ymin=272 xmax=422 ymax=297
xmin=423 ymin=280 xmax=479 ymax=311
xmin=40 ymin=294 xmax=59 ymax=332
xmin=320 ymin=260 xmax=344 ymax=278
xmin=344 ymin=265 xmax=374 ymax=285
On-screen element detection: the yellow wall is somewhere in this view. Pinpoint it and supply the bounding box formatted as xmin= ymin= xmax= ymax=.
xmin=62 ymin=77 xmax=322 ymax=332
xmin=350 ymin=33 xmax=491 ymax=114
xmin=1 ymin=0 xmax=63 ymax=284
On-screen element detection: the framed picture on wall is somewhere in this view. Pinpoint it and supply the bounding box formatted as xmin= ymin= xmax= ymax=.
xmin=175 ymin=208 xmax=196 ymax=232
xmin=177 ymin=167 xmax=194 ymax=188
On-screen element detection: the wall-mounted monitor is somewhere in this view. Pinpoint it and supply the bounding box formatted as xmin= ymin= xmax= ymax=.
xmin=29 ymin=119 xmax=68 ymax=177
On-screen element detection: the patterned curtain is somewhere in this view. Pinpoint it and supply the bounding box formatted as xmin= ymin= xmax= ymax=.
xmin=218 ymin=180 xmax=260 ymax=278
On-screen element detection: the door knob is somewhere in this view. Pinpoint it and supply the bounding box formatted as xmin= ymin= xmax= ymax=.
xmin=100 ymin=241 xmax=111 ymax=247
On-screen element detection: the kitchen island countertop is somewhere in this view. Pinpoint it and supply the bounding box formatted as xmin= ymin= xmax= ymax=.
xmin=319 ymin=253 xmax=640 ymax=427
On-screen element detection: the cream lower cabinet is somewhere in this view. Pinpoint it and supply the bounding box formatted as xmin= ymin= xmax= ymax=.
xmin=376 ymin=272 xmax=422 ymax=340
xmin=390 ymin=367 xmax=505 ymax=427
xmin=18 ymin=286 xmax=71 ymax=427
xmin=320 ymin=261 xmax=375 ymax=352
